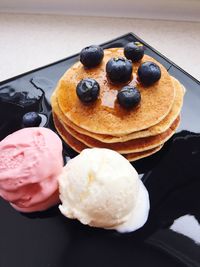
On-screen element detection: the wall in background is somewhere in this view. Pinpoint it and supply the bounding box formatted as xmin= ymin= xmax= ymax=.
xmin=0 ymin=0 xmax=200 ymax=21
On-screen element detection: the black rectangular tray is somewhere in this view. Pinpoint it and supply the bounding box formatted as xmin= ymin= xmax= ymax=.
xmin=0 ymin=33 xmax=200 ymax=267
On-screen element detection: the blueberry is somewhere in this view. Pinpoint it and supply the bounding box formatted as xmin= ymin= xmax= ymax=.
xmin=106 ymin=57 xmax=132 ymax=83
xmin=138 ymin=61 xmax=161 ymax=86
xmin=124 ymin=42 xmax=144 ymax=62
xmin=76 ymin=78 xmax=100 ymax=103
xmin=22 ymin=112 xmax=41 ymax=127
xmin=117 ymin=86 xmax=141 ymax=109
xmin=80 ymin=45 xmax=104 ymax=68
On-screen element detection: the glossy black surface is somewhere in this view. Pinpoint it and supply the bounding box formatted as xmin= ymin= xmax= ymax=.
xmin=0 ymin=33 xmax=200 ymax=267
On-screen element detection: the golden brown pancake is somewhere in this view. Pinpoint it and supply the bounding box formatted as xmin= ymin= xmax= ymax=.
xmin=52 ymin=76 xmax=184 ymax=143
xmin=54 ymin=48 xmax=175 ymax=136
xmin=125 ymin=145 xmax=163 ymax=161
xmin=53 ymin=114 xmax=164 ymax=161
xmin=53 ymin=111 xmax=180 ymax=153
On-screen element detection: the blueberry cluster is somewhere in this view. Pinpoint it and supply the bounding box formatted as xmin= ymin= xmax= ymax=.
xmin=77 ymin=43 xmax=161 ymax=109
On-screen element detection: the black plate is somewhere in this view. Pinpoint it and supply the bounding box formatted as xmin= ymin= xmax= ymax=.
xmin=0 ymin=33 xmax=200 ymax=267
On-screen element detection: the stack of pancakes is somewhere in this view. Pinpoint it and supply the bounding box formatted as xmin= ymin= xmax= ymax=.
xmin=51 ymin=48 xmax=185 ymax=161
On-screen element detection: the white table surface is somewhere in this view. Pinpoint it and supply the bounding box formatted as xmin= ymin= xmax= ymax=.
xmin=0 ymin=13 xmax=200 ymax=82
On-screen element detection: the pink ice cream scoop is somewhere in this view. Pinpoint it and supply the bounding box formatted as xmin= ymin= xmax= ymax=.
xmin=0 ymin=127 xmax=63 ymax=212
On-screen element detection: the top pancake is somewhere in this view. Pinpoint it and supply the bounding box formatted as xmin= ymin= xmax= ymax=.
xmin=52 ymin=77 xmax=184 ymax=143
xmin=54 ymin=48 xmax=175 ymax=135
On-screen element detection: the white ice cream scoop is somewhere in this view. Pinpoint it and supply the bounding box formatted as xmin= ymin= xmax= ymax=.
xmin=59 ymin=148 xmax=150 ymax=233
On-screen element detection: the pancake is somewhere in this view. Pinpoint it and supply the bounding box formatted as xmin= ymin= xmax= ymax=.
xmin=125 ymin=145 xmax=163 ymax=161
xmin=53 ymin=114 xmax=164 ymax=162
xmin=53 ymin=111 xmax=180 ymax=153
xmin=52 ymin=77 xmax=184 ymax=143
xmin=54 ymin=48 xmax=175 ymax=136
xmin=53 ymin=113 xmax=87 ymax=152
